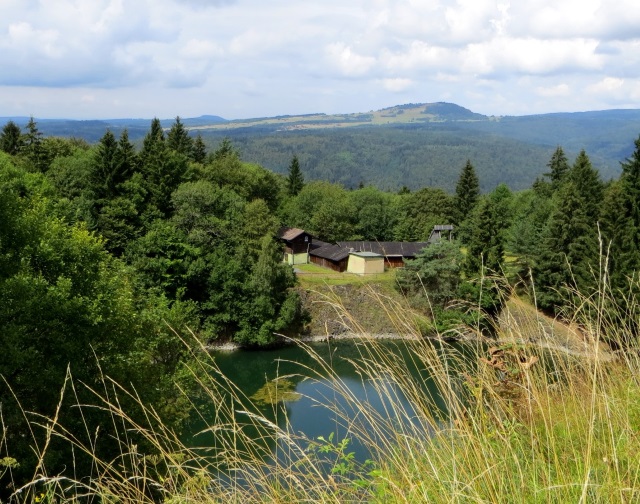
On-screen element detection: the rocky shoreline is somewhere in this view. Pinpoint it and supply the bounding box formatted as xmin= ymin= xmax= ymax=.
xmin=208 ymin=331 xmax=424 ymax=352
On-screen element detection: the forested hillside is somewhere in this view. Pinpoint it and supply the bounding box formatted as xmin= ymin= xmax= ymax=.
xmin=221 ymin=126 xmax=554 ymax=192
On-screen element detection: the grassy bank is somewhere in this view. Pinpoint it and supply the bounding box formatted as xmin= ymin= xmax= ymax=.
xmin=3 ymin=285 xmax=640 ymax=503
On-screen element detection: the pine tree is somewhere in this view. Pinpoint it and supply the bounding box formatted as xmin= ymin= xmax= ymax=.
xmin=544 ymin=146 xmax=570 ymax=189
xmin=454 ymin=159 xmax=480 ymax=224
xmin=600 ymin=181 xmax=628 ymax=288
xmin=534 ymin=181 xmax=599 ymax=312
xmin=91 ymin=130 xmax=119 ymax=200
xmin=23 ymin=116 xmax=46 ymax=171
xmin=0 ymin=120 xmax=23 ymax=155
xmin=608 ymin=135 xmax=640 ymax=284
xmin=166 ymin=116 xmax=193 ymax=156
xmin=141 ymin=118 xmax=165 ymax=161
xmin=568 ymin=149 xmax=603 ymax=222
xmin=113 ymin=129 xmax=138 ymax=188
xmin=212 ymin=137 xmax=237 ymax=161
xmin=287 ymin=155 xmax=304 ymax=196
xmin=192 ymin=134 xmax=207 ymax=163
xmin=140 ymin=118 xmax=186 ymax=218
xmin=465 ymin=197 xmax=504 ymax=276
xmin=454 ymin=159 xmax=480 ymax=244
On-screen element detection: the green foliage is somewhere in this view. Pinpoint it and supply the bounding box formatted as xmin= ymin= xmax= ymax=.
xmin=392 ymin=187 xmax=454 ymax=241
xmin=454 ymin=160 xmax=480 ymax=243
xmin=22 ymin=117 xmax=47 ymax=172
xmin=465 ymin=197 xmax=505 ymax=276
xmin=166 ymin=116 xmax=194 ymax=156
xmin=568 ymin=149 xmax=603 ymax=222
xmin=608 ymin=136 xmax=640 ymax=288
xmin=286 ymin=154 xmax=304 ymax=196
xmin=350 ymin=186 xmax=397 ymax=240
xmin=213 ymin=125 xmax=566 ymax=192
xmin=236 ymin=236 xmax=303 ymax=345
xmin=241 ymin=198 xmax=279 ymax=259
xmin=0 ymin=120 xmax=23 ymax=155
xmin=454 ymin=160 xmax=480 ymax=223
xmin=210 ymin=137 xmax=238 ymax=161
xmin=397 ymin=240 xmax=463 ymax=310
xmin=192 ymin=133 xmax=207 ymax=163
xmin=506 ymin=189 xmax=551 ymax=284
xmin=308 ymin=433 xmax=375 ymax=491
xmin=0 ymin=157 xmax=185 ymax=488
xmin=199 ymin=149 xmax=283 ymax=212
xmin=534 ymin=182 xmax=599 ymax=311
xmin=395 ymin=239 xmax=498 ymax=333
xmin=281 ymin=180 xmax=357 ymax=241
xmin=544 ymin=145 xmax=570 ymax=189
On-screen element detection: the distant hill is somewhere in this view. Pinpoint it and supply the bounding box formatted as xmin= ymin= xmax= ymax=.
xmin=2 ymin=103 xmax=639 ymax=192
xmin=0 ymin=114 xmax=228 ymax=143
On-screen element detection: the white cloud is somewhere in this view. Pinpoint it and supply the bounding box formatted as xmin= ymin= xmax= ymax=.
xmin=0 ymin=0 xmax=638 ymax=118
xmin=510 ymin=0 xmax=640 ymax=41
xmin=535 ymin=83 xmax=571 ymax=97
xmin=381 ymin=78 xmax=414 ymax=92
xmin=325 ymin=42 xmax=377 ymax=77
xmin=587 ymin=77 xmax=625 ymax=95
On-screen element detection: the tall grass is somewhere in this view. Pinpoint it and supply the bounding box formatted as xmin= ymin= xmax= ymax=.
xmin=3 ymin=278 xmax=640 ymax=503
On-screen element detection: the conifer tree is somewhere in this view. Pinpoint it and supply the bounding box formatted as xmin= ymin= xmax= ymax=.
xmin=600 ymin=181 xmax=628 ymax=287
xmin=287 ymin=155 xmax=304 ymax=196
xmin=141 ymin=117 xmax=165 ymax=160
xmin=166 ymin=116 xmax=193 ymax=156
xmin=454 ymin=159 xmax=480 ymax=224
xmin=23 ymin=116 xmax=46 ymax=171
xmin=532 ymin=150 xmax=602 ymax=314
xmin=534 ymin=181 xmax=599 ymax=312
xmin=464 ymin=197 xmax=504 ymax=276
xmin=602 ymin=135 xmax=640 ymax=286
xmin=91 ymin=130 xmax=119 ymax=200
xmin=454 ymin=159 xmax=480 ymax=244
xmin=140 ymin=118 xmax=186 ymax=218
xmin=544 ymin=146 xmax=570 ymax=189
xmin=212 ymin=137 xmax=237 ymax=161
xmin=568 ymin=149 xmax=603 ymax=222
xmin=114 ymin=129 xmax=138 ymax=186
xmin=192 ymin=134 xmax=207 ymax=163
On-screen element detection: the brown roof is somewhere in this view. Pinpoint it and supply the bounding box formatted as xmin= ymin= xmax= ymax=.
xmin=309 ymin=244 xmax=351 ymax=262
xmin=278 ymin=227 xmax=307 ymax=241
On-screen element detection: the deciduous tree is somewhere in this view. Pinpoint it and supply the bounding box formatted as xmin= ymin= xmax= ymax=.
xmin=0 ymin=120 xmax=23 ymax=155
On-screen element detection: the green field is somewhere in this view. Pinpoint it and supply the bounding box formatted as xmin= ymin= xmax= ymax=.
xmin=294 ymin=263 xmax=398 ymax=288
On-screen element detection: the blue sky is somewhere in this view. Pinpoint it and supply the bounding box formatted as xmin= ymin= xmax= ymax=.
xmin=1 ymin=0 xmax=639 ymax=119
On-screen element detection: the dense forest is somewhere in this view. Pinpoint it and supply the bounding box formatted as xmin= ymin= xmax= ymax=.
xmin=2 ymin=115 xmax=640 ymax=496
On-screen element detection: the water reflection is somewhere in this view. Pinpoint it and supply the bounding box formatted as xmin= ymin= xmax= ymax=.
xmin=185 ymin=338 xmax=472 ymax=471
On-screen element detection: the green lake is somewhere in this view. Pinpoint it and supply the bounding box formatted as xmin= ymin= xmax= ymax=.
xmin=185 ymin=338 xmax=472 ymax=466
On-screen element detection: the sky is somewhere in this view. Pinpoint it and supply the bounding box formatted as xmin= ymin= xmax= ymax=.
xmin=1 ymin=0 xmax=639 ymax=120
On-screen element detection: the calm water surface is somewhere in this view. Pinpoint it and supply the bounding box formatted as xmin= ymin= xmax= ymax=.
xmin=186 ymin=339 xmax=471 ymax=464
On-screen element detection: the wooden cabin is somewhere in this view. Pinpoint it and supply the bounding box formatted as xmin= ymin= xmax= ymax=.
xmin=308 ymin=243 xmax=351 ymax=272
xmin=278 ymin=227 xmax=313 ymax=265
